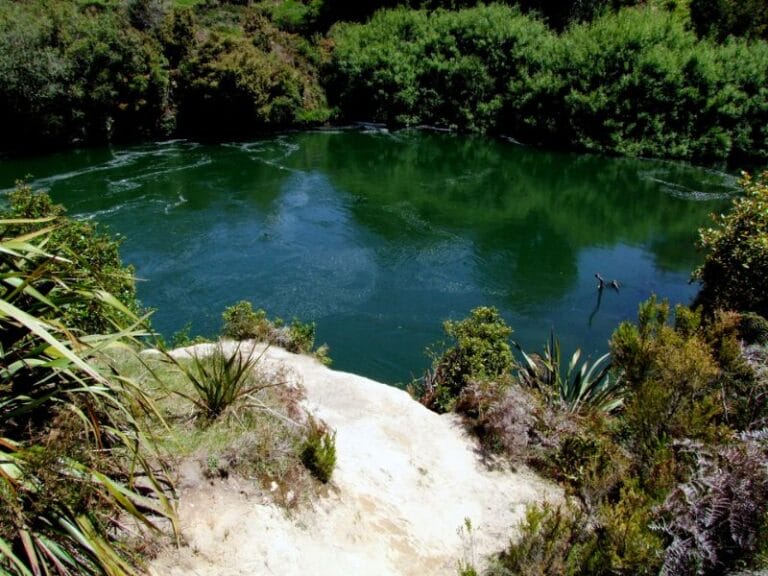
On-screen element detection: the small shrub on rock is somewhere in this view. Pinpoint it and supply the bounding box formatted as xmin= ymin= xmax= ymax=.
xmin=426 ymin=306 xmax=514 ymax=412
xmin=222 ymin=301 xmax=323 ymax=356
xmin=300 ymin=416 xmax=337 ymax=483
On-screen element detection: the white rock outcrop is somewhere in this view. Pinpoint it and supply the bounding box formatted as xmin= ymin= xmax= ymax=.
xmin=149 ymin=343 xmax=559 ymax=576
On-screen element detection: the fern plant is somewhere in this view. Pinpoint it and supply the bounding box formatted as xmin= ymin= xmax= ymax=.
xmin=655 ymin=437 xmax=768 ymax=575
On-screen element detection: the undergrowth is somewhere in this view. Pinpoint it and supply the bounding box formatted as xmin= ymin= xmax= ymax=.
xmin=120 ymin=341 xmax=337 ymax=508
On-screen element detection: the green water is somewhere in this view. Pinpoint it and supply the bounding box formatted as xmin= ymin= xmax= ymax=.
xmin=0 ymin=129 xmax=736 ymax=384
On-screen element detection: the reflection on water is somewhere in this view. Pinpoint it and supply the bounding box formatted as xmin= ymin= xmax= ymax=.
xmin=0 ymin=130 xmax=735 ymax=384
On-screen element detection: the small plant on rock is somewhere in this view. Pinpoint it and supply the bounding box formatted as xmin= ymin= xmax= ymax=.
xmin=222 ymin=300 xmax=273 ymax=341
xmin=161 ymin=342 xmax=273 ymax=421
xmin=300 ymin=415 xmax=337 ymax=483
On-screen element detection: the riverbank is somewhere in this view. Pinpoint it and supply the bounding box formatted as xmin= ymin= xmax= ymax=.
xmin=148 ymin=342 xmax=560 ymax=575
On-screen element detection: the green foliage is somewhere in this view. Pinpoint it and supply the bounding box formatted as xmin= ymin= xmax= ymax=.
xmin=694 ymin=171 xmax=768 ymax=318
xmin=548 ymin=428 xmax=629 ymax=505
xmin=518 ymin=331 xmax=624 ymax=413
xmin=489 ymin=501 xmax=594 ymax=576
xmin=0 ymin=215 xmax=175 ymax=575
xmin=425 ymin=306 xmax=513 ymax=412
xmin=300 ymin=415 xmax=337 ymax=483
xmin=690 ymin=0 xmax=768 ymax=41
xmin=159 ymin=341 xmax=270 ymax=420
xmin=0 ymin=0 xmax=169 ymax=151
xmin=328 ymin=5 xmax=552 ymax=131
xmin=611 ymin=298 xmax=725 ymax=474
xmin=288 ymin=318 xmax=316 ymax=354
xmin=591 ymin=480 xmax=664 ymax=574
xmin=510 ymin=7 xmax=768 ymax=161
xmin=222 ymin=300 xmax=273 ymax=340
xmin=329 ymin=4 xmax=768 ymax=162
xmin=221 ymin=300 xmax=322 ymax=356
xmin=1 ymin=183 xmax=140 ymax=335
xmin=0 ymin=0 xmax=330 ymax=151
xmin=176 ymin=27 xmax=326 ymax=136
xmin=739 ymin=312 xmax=768 ymax=345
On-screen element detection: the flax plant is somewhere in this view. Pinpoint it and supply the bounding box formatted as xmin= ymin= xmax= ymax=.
xmin=0 ymin=219 xmax=176 ymax=575
xmin=518 ymin=331 xmax=625 ymax=413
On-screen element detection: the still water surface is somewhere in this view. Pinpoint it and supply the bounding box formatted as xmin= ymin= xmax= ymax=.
xmin=0 ymin=130 xmax=736 ymax=384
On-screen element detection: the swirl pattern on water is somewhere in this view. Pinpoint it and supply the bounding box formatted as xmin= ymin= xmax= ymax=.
xmin=0 ymin=132 xmax=736 ymax=383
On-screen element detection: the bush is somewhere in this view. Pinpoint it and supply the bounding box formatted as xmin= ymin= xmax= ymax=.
xmin=328 ymin=5 xmax=552 ymax=131
xmin=221 ymin=300 xmax=321 ymax=355
xmin=300 ymin=415 xmax=337 ymax=483
xmin=1 ymin=183 xmax=140 ymax=334
xmin=0 ymin=206 xmax=174 ymax=574
xmin=222 ymin=300 xmax=273 ymax=340
xmin=739 ymin=312 xmax=768 ymax=345
xmin=421 ymin=306 xmax=514 ymax=412
xmin=488 ymin=501 xmax=595 ymax=576
xmin=611 ymin=298 xmax=726 ymax=477
xmin=694 ymin=171 xmax=768 ymax=318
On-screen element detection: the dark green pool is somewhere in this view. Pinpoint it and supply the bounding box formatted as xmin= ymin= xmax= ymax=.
xmin=0 ymin=129 xmax=735 ymax=384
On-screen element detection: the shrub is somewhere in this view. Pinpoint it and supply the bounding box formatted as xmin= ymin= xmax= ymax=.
xmin=694 ymin=171 xmax=768 ymax=318
xmin=0 ymin=213 xmax=174 ymax=574
xmin=1 ymin=184 xmax=141 ymax=334
xmin=300 ymin=415 xmax=337 ymax=483
xmin=221 ymin=300 xmax=322 ymax=356
xmin=453 ymin=378 xmax=538 ymax=459
xmin=327 ymin=5 xmax=552 ymax=131
xmin=488 ymin=501 xmax=595 ymax=576
xmin=287 ymin=318 xmax=316 ymax=354
xmin=422 ymin=306 xmax=513 ymax=412
xmin=222 ymin=300 xmax=273 ymax=341
xmin=739 ymin=312 xmax=768 ymax=345
xmin=611 ymin=299 xmax=725 ymax=476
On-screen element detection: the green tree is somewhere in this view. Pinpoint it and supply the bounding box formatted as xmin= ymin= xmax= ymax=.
xmin=694 ymin=172 xmax=768 ymax=318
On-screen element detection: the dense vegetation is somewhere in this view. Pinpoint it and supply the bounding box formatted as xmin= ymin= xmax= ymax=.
xmin=0 ymin=0 xmax=330 ymax=151
xmin=1 ymin=0 xmax=767 ymax=163
xmin=415 ymin=172 xmax=768 ymax=575
xmin=328 ymin=5 xmax=768 ymax=162
xmin=0 ymin=188 xmax=175 ymax=574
